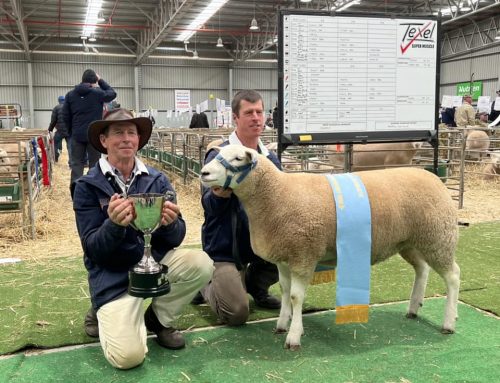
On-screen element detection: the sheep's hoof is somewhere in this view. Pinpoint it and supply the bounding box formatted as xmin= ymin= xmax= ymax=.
xmin=285 ymin=342 xmax=301 ymax=351
xmin=274 ymin=327 xmax=287 ymax=334
xmin=406 ymin=313 xmax=418 ymax=319
xmin=441 ymin=328 xmax=455 ymax=335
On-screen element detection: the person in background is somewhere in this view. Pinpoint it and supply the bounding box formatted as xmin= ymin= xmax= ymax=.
xmin=265 ymin=109 xmax=274 ymax=128
xmin=440 ymin=106 xmax=456 ymax=127
xmin=48 ymin=95 xmax=71 ymax=164
xmin=454 ymin=94 xmax=476 ymax=127
xmin=73 ymin=108 xmax=213 ymax=369
xmin=489 ymin=90 xmax=500 ymax=124
xmin=194 ymin=90 xmax=281 ymax=326
xmin=63 ymin=69 xmax=117 ymax=194
xmin=475 ymin=111 xmax=489 ymax=127
xmin=189 ymin=112 xmax=209 ymax=129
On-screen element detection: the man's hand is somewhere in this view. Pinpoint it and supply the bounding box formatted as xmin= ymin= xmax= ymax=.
xmin=107 ymin=193 xmax=135 ymax=227
xmin=96 ymin=73 xmax=101 ymax=82
xmin=161 ymin=201 xmax=180 ymax=226
xmin=211 ymin=186 xmax=232 ymax=198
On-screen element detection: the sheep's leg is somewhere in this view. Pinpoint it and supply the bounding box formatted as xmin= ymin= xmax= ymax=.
xmin=401 ymin=248 xmax=430 ymax=318
xmin=285 ymin=275 xmax=308 ymax=351
xmin=438 ymin=261 xmax=460 ymax=333
xmin=275 ymin=263 xmax=291 ymax=333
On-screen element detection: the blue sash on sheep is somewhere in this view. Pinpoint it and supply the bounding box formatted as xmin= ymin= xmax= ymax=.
xmin=326 ymin=173 xmax=371 ymax=324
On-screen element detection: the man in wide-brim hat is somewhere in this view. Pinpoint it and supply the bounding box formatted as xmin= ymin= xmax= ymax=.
xmin=72 ymin=108 xmax=214 ymax=370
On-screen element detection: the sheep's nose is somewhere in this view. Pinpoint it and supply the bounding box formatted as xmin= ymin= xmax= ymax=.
xmin=201 ymin=171 xmax=210 ymax=176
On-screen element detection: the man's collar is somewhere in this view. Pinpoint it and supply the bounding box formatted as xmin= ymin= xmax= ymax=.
xmin=99 ymin=157 xmax=149 ymax=178
xmin=229 ymin=131 xmax=269 ymax=156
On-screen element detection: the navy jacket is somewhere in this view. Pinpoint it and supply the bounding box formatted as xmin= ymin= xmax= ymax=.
xmin=62 ymin=79 xmax=116 ymax=143
xmin=73 ymin=163 xmax=185 ymax=309
xmin=48 ymin=104 xmax=70 ymax=137
xmin=201 ymin=141 xmax=281 ymax=265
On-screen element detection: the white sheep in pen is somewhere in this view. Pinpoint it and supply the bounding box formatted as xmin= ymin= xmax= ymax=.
xmin=200 ymin=144 xmax=461 ymax=350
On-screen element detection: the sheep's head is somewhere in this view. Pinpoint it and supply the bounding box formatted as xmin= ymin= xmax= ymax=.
xmin=490 ymin=151 xmax=500 ymax=170
xmin=200 ymin=144 xmax=258 ymax=190
xmin=0 ymin=148 xmax=9 ymax=164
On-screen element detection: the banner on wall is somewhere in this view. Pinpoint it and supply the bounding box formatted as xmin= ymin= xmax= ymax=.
xmin=456 ymin=81 xmax=482 ymax=100
xmin=175 ymin=89 xmax=191 ymax=112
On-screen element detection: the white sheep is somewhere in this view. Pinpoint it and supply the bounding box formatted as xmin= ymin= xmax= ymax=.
xmin=482 ymin=152 xmax=500 ymax=180
xmin=200 ymin=144 xmax=460 ymax=350
xmin=465 ymin=130 xmax=490 ymax=161
xmin=0 ymin=147 xmax=18 ymax=175
xmin=328 ymin=142 xmax=423 ymax=171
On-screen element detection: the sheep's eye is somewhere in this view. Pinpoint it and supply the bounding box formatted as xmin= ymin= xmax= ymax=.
xmin=234 ymin=156 xmax=243 ymax=162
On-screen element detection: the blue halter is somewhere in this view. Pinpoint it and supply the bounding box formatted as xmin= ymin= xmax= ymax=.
xmin=215 ymin=152 xmax=257 ymax=189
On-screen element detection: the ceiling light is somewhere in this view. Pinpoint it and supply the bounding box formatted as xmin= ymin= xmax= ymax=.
xmin=300 ymin=0 xmax=313 ymax=2
xmin=249 ymin=17 xmax=259 ymax=31
xmin=216 ymin=9 xmax=223 ymax=48
xmin=334 ymin=0 xmax=360 ymax=12
xmin=176 ymin=0 xmax=229 ymax=42
xmin=249 ymin=2 xmax=259 ymax=31
xmin=80 ymin=36 xmax=88 ymax=40
xmin=82 ymin=0 xmax=103 ymax=37
xmin=97 ymin=11 xmax=105 ymax=23
xmin=88 ymin=35 xmax=96 ymax=42
xmin=496 ymin=31 xmax=500 ymax=40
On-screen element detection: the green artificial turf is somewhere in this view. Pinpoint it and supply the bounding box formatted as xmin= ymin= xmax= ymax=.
xmin=0 ymin=299 xmax=499 ymax=383
xmin=0 ymin=221 xmax=498 ymax=356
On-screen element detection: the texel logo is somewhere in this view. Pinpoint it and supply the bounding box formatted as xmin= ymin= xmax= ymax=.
xmin=400 ymin=21 xmax=436 ymax=54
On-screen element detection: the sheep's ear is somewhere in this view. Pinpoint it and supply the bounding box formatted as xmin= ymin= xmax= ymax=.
xmin=244 ymin=147 xmax=258 ymax=164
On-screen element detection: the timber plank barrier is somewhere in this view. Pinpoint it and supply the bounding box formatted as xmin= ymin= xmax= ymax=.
xmin=0 ymin=130 xmax=55 ymax=239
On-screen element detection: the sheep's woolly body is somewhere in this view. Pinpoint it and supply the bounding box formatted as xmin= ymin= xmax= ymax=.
xmin=201 ymin=145 xmax=460 ymax=350
xmin=239 ymin=155 xmax=457 ymax=279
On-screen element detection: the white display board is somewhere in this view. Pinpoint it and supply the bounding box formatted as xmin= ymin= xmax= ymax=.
xmin=279 ymin=12 xmax=439 ymax=143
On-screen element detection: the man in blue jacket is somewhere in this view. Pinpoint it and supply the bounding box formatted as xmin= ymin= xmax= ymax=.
xmin=198 ymin=90 xmax=281 ymax=326
xmin=63 ymin=69 xmax=117 ymax=192
xmin=73 ymin=108 xmax=213 ymax=369
xmin=48 ymin=95 xmax=71 ymax=164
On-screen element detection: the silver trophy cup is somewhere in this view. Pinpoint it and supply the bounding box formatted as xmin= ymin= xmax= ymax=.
xmin=127 ymin=193 xmax=171 ymax=298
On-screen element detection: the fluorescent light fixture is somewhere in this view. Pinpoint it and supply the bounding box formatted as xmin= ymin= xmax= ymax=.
xmin=82 ymin=0 xmax=103 ymax=37
xmin=216 ymin=37 xmax=223 ymax=47
xmin=334 ymin=1 xmax=360 ymax=12
xmin=440 ymin=6 xmax=457 ymax=15
xmin=300 ymin=0 xmax=313 ymax=2
xmin=88 ymin=35 xmax=97 ymax=42
xmin=176 ymin=0 xmax=229 ymax=42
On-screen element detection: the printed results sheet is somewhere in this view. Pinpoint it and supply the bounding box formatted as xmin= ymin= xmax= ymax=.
xmin=282 ymin=15 xmax=437 ymax=134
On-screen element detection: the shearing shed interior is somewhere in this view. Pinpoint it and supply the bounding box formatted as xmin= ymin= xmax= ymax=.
xmin=0 ymin=1 xmax=499 ymax=382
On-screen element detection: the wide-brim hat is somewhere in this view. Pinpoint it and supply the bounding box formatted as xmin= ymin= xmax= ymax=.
xmin=88 ymin=108 xmax=152 ymax=154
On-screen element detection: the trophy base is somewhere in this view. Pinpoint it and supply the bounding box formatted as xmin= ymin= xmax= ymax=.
xmin=128 ymin=264 xmax=171 ymax=298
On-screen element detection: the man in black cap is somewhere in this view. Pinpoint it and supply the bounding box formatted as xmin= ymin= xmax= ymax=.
xmin=63 ymin=69 xmax=117 ymax=193
xmin=73 ymin=108 xmax=214 ymax=369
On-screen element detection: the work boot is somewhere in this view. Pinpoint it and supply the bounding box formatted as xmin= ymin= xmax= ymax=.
xmin=84 ymin=307 xmax=99 ymax=338
xmin=144 ymin=305 xmax=185 ymax=350
xmin=190 ymin=291 xmax=205 ymax=305
xmin=250 ymin=290 xmax=281 ymax=310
